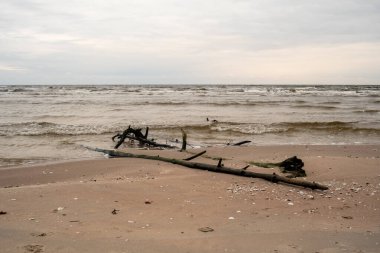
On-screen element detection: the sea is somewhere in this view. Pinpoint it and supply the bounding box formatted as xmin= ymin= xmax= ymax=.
xmin=0 ymin=85 xmax=379 ymax=168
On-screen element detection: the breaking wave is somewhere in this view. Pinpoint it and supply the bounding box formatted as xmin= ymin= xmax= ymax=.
xmin=1 ymin=121 xmax=379 ymax=137
xmin=147 ymin=121 xmax=380 ymax=136
xmin=276 ymin=121 xmax=380 ymax=134
xmin=0 ymin=122 xmax=118 ymax=137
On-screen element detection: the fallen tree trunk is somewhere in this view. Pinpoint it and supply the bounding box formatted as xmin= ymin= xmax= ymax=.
xmin=85 ymin=147 xmax=328 ymax=190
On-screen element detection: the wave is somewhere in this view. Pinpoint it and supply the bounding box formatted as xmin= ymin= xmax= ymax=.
xmin=0 ymin=122 xmax=118 ymax=137
xmin=323 ymin=101 xmax=341 ymax=105
xmin=353 ymin=109 xmax=379 ymax=114
xmin=10 ymin=88 xmax=31 ymax=92
xmin=134 ymin=101 xmax=191 ymax=106
xmin=0 ymin=121 xmax=284 ymax=137
xmin=277 ymin=121 xmax=380 ymax=134
xmin=1 ymin=120 xmax=379 ymax=137
xmin=151 ymin=121 xmax=380 ymax=135
xmin=292 ymin=105 xmax=337 ymax=110
xmin=184 ymin=121 xmax=380 ymax=135
xmin=278 ymin=121 xmax=354 ymax=130
xmin=131 ymin=100 xmax=282 ymax=106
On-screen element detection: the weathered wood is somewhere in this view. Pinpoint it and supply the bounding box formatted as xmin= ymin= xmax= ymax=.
xmin=217 ymin=158 xmax=223 ymax=167
xmin=144 ymin=127 xmax=149 ymax=139
xmin=184 ymin=150 xmax=206 ymax=161
xmin=124 ymin=135 xmax=175 ymax=149
xmin=181 ymin=128 xmax=187 ymax=151
xmin=231 ymin=140 xmax=251 ymax=146
xmin=241 ymin=165 xmax=250 ymax=170
xmin=250 ymin=156 xmax=306 ymax=177
xmin=85 ymin=147 xmax=328 ymax=190
xmin=113 ymin=125 xmax=138 ymax=149
xmin=112 ymin=126 xmax=175 ymax=149
xmin=114 ymin=133 xmax=126 ymax=149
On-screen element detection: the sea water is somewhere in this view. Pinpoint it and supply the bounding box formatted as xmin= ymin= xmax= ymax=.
xmin=0 ymin=85 xmax=379 ymax=167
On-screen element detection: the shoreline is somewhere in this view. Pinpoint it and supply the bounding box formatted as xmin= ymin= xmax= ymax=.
xmin=2 ymin=143 xmax=379 ymax=170
xmin=1 ymin=145 xmax=379 ymax=252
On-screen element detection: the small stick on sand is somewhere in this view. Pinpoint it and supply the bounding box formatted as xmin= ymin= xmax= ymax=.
xmin=183 ymin=150 xmax=207 ymax=161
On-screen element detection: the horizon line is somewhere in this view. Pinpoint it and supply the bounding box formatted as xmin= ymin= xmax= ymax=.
xmin=1 ymin=83 xmax=379 ymax=86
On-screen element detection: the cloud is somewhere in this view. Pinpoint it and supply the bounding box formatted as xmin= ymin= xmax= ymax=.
xmin=0 ymin=64 xmax=27 ymax=72
xmin=0 ymin=0 xmax=379 ymax=84
xmin=206 ymin=42 xmax=380 ymax=84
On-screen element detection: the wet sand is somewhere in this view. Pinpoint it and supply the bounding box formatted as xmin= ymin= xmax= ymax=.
xmin=0 ymin=145 xmax=379 ymax=253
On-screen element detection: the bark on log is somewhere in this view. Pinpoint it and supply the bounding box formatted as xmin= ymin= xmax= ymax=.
xmin=85 ymin=147 xmax=328 ymax=190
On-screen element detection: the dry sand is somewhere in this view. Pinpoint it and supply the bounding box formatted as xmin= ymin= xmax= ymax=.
xmin=0 ymin=145 xmax=379 ymax=253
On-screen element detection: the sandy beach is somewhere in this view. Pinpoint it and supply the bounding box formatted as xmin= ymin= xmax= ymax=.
xmin=2 ymin=0 xmax=380 ymax=252
xmin=1 ymin=145 xmax=379 ymax=253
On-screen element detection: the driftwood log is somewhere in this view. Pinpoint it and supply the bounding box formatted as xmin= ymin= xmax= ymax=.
xmin=86 ymin=147 xmax=328 ymax=190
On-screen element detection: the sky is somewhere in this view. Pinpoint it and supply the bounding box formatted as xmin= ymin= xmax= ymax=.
xmin=1 ymin=0 xmax=380 ymax=85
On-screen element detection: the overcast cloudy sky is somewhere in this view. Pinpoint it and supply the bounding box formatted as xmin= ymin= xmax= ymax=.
xmin=1 ymin=0 xmax=379 ymax=84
